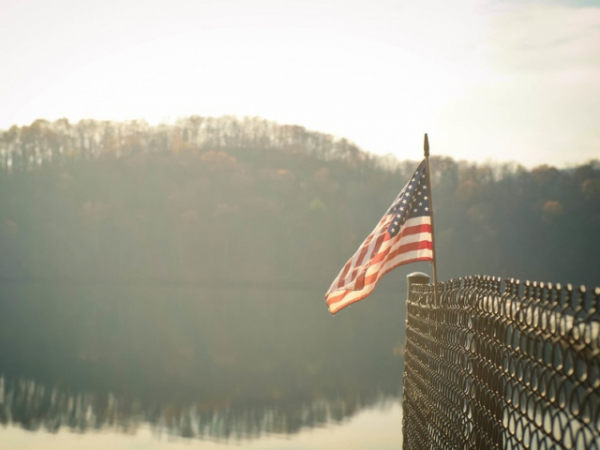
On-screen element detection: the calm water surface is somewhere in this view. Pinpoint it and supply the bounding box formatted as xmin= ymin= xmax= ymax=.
xmin=0 ymin=283 xmax=407 ymax=448
xmin=0 ymin=403 xmax=403 ymax=449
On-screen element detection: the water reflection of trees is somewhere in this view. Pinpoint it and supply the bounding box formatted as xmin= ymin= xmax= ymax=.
xmin=0 ymin=376 xmax=397 ymax=439
xmin=0 ymin=285 xmax=405 ymax=440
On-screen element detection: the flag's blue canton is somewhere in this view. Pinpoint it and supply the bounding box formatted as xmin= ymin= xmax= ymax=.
xmin=386 ymin=161 xmax=430 ymax=238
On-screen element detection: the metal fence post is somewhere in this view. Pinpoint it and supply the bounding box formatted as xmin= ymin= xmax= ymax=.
xmin=407 ymin=272 xmax=430 ymax=298
xmin=403 ymin=272 xmax=430 ymax=449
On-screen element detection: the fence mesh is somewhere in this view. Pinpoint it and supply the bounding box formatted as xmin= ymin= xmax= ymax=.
xmin=402 ymin=275 xmax=600 ymax=450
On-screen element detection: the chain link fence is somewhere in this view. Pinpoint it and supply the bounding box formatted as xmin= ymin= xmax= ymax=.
xmin=402 ymin=275 xmax=600 ymax=449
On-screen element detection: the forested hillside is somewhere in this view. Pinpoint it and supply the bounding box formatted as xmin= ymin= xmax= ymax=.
xmin=1 ymin=116 xmax=599 ymax=288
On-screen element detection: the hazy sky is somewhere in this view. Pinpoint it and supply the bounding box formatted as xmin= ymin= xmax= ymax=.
xmin=1 ymin=0 xmax=599 ymax=167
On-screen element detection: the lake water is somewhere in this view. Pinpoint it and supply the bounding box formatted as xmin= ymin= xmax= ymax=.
xmin=0 ymin=282 xmax=407 ymax=449
xmin=0 ymin=403 xmax=403 ymax=449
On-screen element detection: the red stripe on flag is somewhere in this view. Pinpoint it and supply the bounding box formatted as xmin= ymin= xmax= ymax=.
xmin=367 ymin=225 xmax=431 ymax=267
xmin=326 ymin=256 xmax=434 ymax=313
xmin=402 ymin=223 xmax=432 ymax=236
xmin=338 ymin=226 xmax=390 ymax=290
xmin=335 ymin=231 xmax=376 ymax=290
xmin=362 ymin=242 xmax=432 ymax=286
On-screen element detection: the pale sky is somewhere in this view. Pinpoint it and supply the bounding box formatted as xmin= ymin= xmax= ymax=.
xmin=0 ymin=0 xmax=599 ymax=167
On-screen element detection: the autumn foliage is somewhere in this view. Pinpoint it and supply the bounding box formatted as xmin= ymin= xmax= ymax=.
xmin=0 ymin=116 xmax=598 ymax=287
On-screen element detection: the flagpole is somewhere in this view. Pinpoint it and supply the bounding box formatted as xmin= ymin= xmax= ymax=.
xmin=423 ymin=134 xmax=439 ymax=299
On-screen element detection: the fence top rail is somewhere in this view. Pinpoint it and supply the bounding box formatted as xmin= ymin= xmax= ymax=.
xmin=410 ymin=275 xmax=600 ymax=309
xmin=408 ymin=274 xmax=600 ymax=354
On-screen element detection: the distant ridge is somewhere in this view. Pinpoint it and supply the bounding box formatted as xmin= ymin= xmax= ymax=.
xmin=0 ymin=115 xmax=598 ymax=288
xmin=0 ymin=115 xmax=384 ymax=171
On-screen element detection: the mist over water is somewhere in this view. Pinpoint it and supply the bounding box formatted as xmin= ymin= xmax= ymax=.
xmin=0 ymin=283 xmax=407 ymax=446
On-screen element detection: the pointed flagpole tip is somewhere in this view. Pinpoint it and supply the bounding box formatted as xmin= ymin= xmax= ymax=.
xmin=424 ymin=133 xmax=430 ymax=158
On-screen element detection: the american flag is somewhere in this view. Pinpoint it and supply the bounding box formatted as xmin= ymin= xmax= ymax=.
xmin=325 ymin=160 xmax=433 ymax=314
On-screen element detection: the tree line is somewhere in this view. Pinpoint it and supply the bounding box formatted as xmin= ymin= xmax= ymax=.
xmin=0 ymin=116 xmax=368 ymax=170
xmin=0 ymin=116 xmax=598 ymax=288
